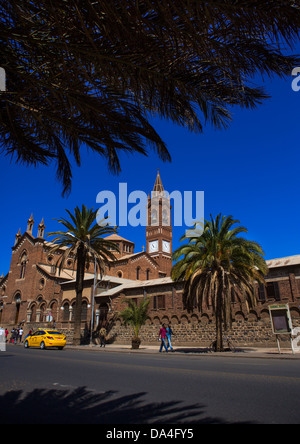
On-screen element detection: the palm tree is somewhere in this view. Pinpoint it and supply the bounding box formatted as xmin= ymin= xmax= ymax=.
xmin=172 ymin=214 xmax=268 ymax=352
xmin=1 ymin=1 xmax=300 ymax=194
xmin=120 ymin=298 xmax=151 ymax=349
xmin=48 ymin=205 xmax=119 ymax=345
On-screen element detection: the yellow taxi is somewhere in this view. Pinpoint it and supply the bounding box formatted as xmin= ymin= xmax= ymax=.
xmin=24 ymin=329 xmax=67 ymax=350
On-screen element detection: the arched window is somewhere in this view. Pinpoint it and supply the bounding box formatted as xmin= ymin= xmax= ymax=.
xmin=146 ymin=269 xmax=150 ymax=280
xmin=137 ymin=267 xmax=140 ymax=280
xmin=20 ymin=253 xmax=28 ymax=279
xmin=162 ymin=208 xmax=170 ymax=225
xmin=14 ymin=292 xmax=21 ymax=324
xmin=71 ymin=302 xmax=76 ymax=321
xmin=82 ymin=302 xmax=88 ymax=321
xmin=63 ymin=302 xmax=70 ymax=322
xmin=40 ymin=303 xmax=47 ymax=322
xmin=50 ymin=301 xmax=58 ymax=323
xmin=30 ymin=303 xmax=37 ymax=322
xmin=151 ymin=210 xmax=158 ymax=225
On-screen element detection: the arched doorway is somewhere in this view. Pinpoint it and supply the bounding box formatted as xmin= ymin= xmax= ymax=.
xmin=99 ymin=303 xmax=109 ymax=327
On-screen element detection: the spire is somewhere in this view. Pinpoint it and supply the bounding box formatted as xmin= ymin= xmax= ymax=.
xmin=14 ymin=228 xmax=22 ymax=246
xmin=153 ymin=169 xmax=165 ymax=195
xmin=37 ymin=218 xmax=45 ymax=239
xmin=27 ymin=214 xmax=34 ymax=234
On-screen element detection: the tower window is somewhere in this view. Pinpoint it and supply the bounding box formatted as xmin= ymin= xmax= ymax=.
xmin=151 ymin=210 xmax=158 ymax=225
xmin=20 ymin=253 xmax=28 ymax=279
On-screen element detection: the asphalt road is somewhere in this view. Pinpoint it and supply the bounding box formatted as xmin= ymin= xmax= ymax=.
xmin=1 ymin=345 xmax=300 ymax=424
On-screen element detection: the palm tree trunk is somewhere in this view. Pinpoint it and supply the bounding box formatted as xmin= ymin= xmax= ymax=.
xmin=73 ymin=245 xmax=86 ymax=346
xmin=215 ymin=287 xmax=223 ymax=352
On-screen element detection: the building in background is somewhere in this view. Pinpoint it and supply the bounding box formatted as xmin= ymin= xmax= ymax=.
xmin=1 ymin=172 xmax=300 ymax=346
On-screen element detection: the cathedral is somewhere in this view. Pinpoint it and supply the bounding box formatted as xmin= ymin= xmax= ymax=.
xmin=0 ymin=171 xmax=176 ymax=334
xmin=1 ymin=171 xmax=300 ymax=347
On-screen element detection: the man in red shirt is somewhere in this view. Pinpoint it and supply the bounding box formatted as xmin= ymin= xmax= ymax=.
xmin=159 ymin=324 xmax=168 ymax=353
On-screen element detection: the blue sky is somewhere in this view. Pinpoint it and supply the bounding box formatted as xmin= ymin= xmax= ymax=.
xmin=0 ymin=70 xmax=299 ymax=274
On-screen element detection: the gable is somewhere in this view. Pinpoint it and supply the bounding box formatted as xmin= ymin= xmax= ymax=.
xmin=128 ymin=252 xmax=159 ymax=270
xmin=12 ymin=232 xmax=36 ymax=253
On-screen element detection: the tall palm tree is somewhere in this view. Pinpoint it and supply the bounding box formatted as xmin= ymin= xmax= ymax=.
xmin=172 ymin=214 xmax=268 ymax=352
xmin=48 ymin=205 xmax=119 ymax=345
xmin=120 ymin=298 xmax=151 ymax=349
xmin=1 ymin=1 xmax=300 ymax=194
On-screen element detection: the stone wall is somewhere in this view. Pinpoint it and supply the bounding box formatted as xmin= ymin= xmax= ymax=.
xmin=105 ymin=314 xmax=300 ymax=348
xmin=9 ymin=312 xmax=299 ymax=349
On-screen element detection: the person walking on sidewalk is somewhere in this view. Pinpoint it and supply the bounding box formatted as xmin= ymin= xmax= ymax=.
xmin=100 ymin=327 xmax=107 ymax=348
xmin=159 ymin=324 xmax=168 ymax=353
xmin=12 ymin=328 xmax=18 ymax=344
xmin=19 ymin=328 xmax=23 ymax=343
xmin=9 ymin=328 xmax=14 ymax=344
xmin=166 ymin=325 xmax=175 ymax=352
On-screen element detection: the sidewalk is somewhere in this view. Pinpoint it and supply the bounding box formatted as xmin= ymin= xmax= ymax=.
xmin=65 ymin=343 xmax=300 ymax=360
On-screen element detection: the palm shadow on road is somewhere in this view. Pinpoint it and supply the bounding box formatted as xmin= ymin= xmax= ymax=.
xmin=0 ymin=386 xmax=255 ymax=424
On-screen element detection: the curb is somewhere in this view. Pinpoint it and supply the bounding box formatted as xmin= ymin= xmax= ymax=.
xmin=65 ymin=345 xmax=300 ymax=360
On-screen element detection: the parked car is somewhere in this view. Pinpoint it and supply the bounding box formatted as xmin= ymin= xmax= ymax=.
xmin=24 ymin=329 xmax=67 ymax=350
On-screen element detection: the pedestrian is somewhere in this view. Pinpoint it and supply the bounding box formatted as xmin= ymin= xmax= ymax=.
xmin=14 ymin=328 xmax=19 ymax=344
xmin=10 ymin=328 xmax=15 ymax=344
xmin=5 ymin=329 xmax=9 ymax=343
xmin=0 ymin=327 xmax=4 ymax=349
xmin=19 ymin=328 xmax=23 ymax=343
xmin=166 ymin=324 xmax=175 ymax=352
xmin=100 ymin=327 xmax=107 ymax=348
xmin=158 ymin=323 xmax=168 ymax=353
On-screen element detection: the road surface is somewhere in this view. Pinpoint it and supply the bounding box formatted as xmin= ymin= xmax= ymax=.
xmin=1 ymin=345 xmax=300 ymax=424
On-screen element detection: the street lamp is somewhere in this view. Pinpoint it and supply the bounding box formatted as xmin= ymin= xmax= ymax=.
xmin=67 ymin=232 xmax=101 ymax=346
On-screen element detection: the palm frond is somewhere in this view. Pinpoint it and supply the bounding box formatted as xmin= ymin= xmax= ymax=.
xmin=1 ymin=0 xmax=300 ymax=193
xmin=172 ymin=213 xmax=268 ymax=349
xmin=120 ymin=298 xmax=151 ymax=338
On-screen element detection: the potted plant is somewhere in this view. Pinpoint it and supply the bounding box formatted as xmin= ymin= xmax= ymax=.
xmin=120 ymin=298 xmax=150 ymax=349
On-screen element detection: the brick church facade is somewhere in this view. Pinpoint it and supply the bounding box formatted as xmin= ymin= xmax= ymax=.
xmin=1 ymin=171 xmax=300 ymax=347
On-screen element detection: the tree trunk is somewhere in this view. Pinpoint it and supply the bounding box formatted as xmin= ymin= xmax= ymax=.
xmin=215 ymin=287 xmax=223 ymax=352
xmin=73 ymin=245 xmax=86 ymax=346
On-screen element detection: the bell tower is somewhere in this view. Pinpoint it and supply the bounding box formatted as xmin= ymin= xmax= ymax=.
xmin=146 ymin=170 xmax=173 ymax=276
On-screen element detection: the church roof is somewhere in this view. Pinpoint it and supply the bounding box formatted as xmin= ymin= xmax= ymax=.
xmin=96 ymin=276 xmax=175 ymax=298
xmin=104 ymin=234 xmax=135 ymax=244
xmin=60 ymin=274 xmax=137 ymax=286
xmin=153 ymin=170 xmax=165 ymax=194
xmin=266 ymin=255 xmax=300 ymax=268
xmin=36 ymin=264 xmax=94 ymax=281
